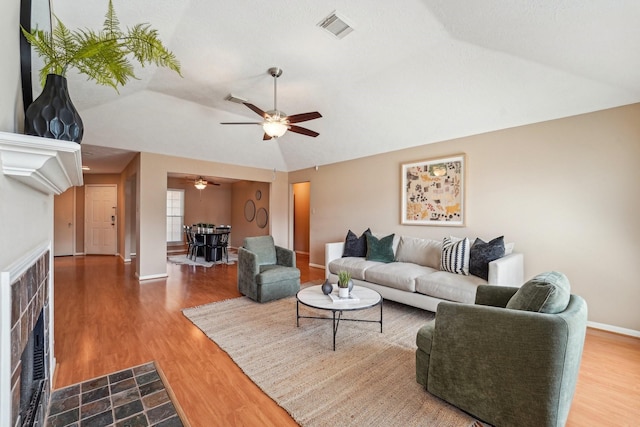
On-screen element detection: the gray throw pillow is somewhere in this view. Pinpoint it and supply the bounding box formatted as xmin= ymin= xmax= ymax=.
xmin=469 ymin=236 xmax=505 ymax=280
xmin=506 ymin=271 xmax=571 ymax=314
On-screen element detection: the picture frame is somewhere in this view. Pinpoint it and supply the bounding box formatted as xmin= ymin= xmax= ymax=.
xmin=401 ymin=154 xmax=466 ymax=226
xmin=20 ymin=0 xmax=52 ymax=111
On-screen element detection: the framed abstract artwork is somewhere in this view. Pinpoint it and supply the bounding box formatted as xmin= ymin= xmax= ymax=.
xmin=401 ymin=154 xmax=466 ymax=226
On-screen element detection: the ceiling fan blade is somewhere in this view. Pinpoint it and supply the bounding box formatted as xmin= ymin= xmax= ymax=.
xmin=289 ymin=125 xmax=319 ymax=138
xmin=263 ymin=133 xmax=273 ymax=141
xmin=286 ymin=112 xmax=322 ymax=124
xmin=220 ymin=122 xmax=262 ymax=125
xmin=243 ymin=102 xmax=268 ymax=118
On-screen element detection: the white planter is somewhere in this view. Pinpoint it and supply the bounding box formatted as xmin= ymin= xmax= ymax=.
xmin=338 ymin=287 xmax=349 ymax=298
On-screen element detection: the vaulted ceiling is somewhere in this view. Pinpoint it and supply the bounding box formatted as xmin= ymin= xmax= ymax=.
xmin=50 ymin=0 xmax=640 ymax=173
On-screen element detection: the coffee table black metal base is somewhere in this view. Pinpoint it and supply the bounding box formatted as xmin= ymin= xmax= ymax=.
xmin=296 ymin=285 xmax=383 ymax=351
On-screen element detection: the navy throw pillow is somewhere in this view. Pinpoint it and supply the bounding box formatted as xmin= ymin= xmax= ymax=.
xmin=469 ymin=236 xmax=505 ymax=280
xmin=342 ymin=228 xmax=371 ymax=257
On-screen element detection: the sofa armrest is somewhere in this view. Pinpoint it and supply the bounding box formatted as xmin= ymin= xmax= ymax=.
xmin=325 ymin=242 xmax=345 ymax=279
xmin=275 ymin=246 xmax=296 ymax=268
xmin=487 ymin=252 xmax=524 ymax=286
xmin=237 ymin=247 xmax=259 ymax=298
xmin=475 ymin=285 xmax=519 ymax=307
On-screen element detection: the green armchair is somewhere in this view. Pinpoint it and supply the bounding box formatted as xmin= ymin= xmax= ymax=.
xmin=416 ymin=272 xmax=588 ymax=427
xmin=237 ymin=236 xmax=300 ymax=303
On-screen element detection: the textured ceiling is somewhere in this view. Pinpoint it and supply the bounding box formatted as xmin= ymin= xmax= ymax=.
xmin=50 ymin=0 xmax=640 ymax=173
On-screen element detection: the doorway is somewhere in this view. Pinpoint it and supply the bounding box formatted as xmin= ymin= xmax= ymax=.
xmin=85 ymin=184 xmax=118 ymax=255
xmin=54 ymin=188 xmax=75 ymax=256
xmin=292 ymin=182 xmax=310 ymax=255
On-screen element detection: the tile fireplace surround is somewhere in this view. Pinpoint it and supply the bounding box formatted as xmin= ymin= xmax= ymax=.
xmin=1 ymin=243 xmax=53 ymax=427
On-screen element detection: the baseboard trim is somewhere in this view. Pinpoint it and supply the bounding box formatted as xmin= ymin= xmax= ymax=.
xmin=135 ymin=273 xmax=168 ymax=281
xmin=587 ymin=321 xmax=640 ymax=338
xmin=308 ymin=263 xmax=325 ymax=270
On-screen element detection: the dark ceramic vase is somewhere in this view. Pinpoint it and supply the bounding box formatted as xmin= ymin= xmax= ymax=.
xmin=321 ymin=279 xmax=333 ymax=295
xmin=25 ymin=74 xmax=84 ymax=143
xmin=347 ymin=279 xmax=354 ymax=293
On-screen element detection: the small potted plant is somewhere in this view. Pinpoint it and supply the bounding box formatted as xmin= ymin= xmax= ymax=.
xmin=337 ymin=271 xmax=352 ymax=298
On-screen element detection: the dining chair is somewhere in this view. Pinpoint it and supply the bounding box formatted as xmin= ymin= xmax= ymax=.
xmin=214 ymin=231 xmax=230 ymax=263
xmin=189 ymin=230 xmax=207 ymax=260
xmin=183 ymin=225 xmax=195 ymax=259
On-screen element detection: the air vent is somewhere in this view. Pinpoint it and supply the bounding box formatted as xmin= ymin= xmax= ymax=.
xmin=224 ymin=94 xmax=248 ymax=104
xmin=318 ymin=11 xmax=354 ymax=39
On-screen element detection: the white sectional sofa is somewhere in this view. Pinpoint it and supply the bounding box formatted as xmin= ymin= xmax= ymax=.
xmin=325 ymin=234 xmax=524 ymax=312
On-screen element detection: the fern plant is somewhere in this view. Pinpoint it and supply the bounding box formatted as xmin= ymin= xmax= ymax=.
xmin=21 ymin=0 xmax=181 ymax=90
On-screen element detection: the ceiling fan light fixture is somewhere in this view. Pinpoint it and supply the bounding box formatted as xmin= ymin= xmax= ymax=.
xmin=194 ymin=177 xmax=208 ymax=190
xmin=263 ymin=120 xmax=288 ymax=138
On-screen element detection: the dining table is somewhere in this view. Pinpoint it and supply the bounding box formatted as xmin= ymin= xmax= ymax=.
xmin=192 ymin=230 xmax=230 ymax=262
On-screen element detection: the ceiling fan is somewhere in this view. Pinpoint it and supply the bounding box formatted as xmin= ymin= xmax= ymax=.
xmin=188 ymin=176 xmax=220 ymax=190
xmin=221 ymin=67 xmax=322 ymax=140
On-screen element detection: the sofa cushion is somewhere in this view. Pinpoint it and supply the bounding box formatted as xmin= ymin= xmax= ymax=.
xmin=415 ymin=271 xmax=486 ymax=303
xmin=365 ymin=262 xmax=436 ymax=292
xmin=342 ymin=228 xmax=371 ymax=257
xmin=505 ymin=242 xmax=515 ymax=255
xmin=395 ymin=235 xmax=441 ymax=269
xmin=469 ymin=236 xmax=505 ymax=280
xmin=366 ymin=233 xmax=395 ymax=263
xmin=441 ymin=237 xmax=470 ymax=275
xmin=243 ymin=236 xmax=277 ymax=265
xmin=256 ymin=264 xmax=301 ymax=285
xmin=328 ymin=257 xmax=382 ymax=280
xmin=506 ymin=271 xmax=571 ymax=313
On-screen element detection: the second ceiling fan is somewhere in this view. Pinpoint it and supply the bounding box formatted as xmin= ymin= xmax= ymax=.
xmin=221 ymin=67 xmax=322 ymax=140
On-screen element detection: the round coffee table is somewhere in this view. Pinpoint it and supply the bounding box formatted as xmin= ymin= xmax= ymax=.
xmin=296 ymin=284 xmax=383 ymax=350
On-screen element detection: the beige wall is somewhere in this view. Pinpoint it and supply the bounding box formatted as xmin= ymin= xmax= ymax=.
xmin=230 ymin=181 xmax=271 ymax=247
xmin=289 ymin=104 xmax=640 ymax=332
xmin=136 ymin=152 xmax=286 ymax=279
xmin=168 ymin=177 xmax=233 ymax=229
xmin=0 ymin=0 xmax=21 ymax=132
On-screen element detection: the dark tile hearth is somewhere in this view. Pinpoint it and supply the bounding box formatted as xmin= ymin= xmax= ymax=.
xmin=46 ymin=362 xmax=184 ymax=427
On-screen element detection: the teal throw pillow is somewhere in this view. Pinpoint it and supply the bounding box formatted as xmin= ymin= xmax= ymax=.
xmin=506 ymin=271 xmax=571 ymax=314
xmin=366 ymin=233 xmax=395 ymax=263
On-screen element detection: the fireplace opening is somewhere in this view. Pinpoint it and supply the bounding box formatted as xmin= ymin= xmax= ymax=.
xmin=19 ymin=310 xmax=46 ymax=427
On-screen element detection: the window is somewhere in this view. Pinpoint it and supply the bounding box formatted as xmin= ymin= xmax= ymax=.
xmin=166 ymin=189 xmax=185 ymax=243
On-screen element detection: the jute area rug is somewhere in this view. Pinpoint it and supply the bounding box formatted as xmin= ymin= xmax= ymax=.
xmin=183 ymin=285 xmax=482 ymax=427
xmin=168 ymin=253 xmax=237 ymax=267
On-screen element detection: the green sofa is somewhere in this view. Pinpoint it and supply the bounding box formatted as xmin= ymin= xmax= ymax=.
xmin=237 ymin=236 xmax=300 ymax=303
xmin=416 ymin=273 xmax=588 ymax=427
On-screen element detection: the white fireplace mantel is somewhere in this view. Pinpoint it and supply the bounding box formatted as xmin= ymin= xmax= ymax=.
xmin=0 ymin=131 xmax=83 ymax=195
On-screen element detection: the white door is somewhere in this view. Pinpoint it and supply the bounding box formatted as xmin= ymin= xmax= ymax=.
xmin=85 ymin=185 xmax=117 ymax=255
xmin=54 ymin=188 xmax=75 ymax=256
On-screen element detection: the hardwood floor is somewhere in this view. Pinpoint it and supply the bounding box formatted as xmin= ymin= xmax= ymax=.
xmin=53 ymin=255 xmax=640 ymax=426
